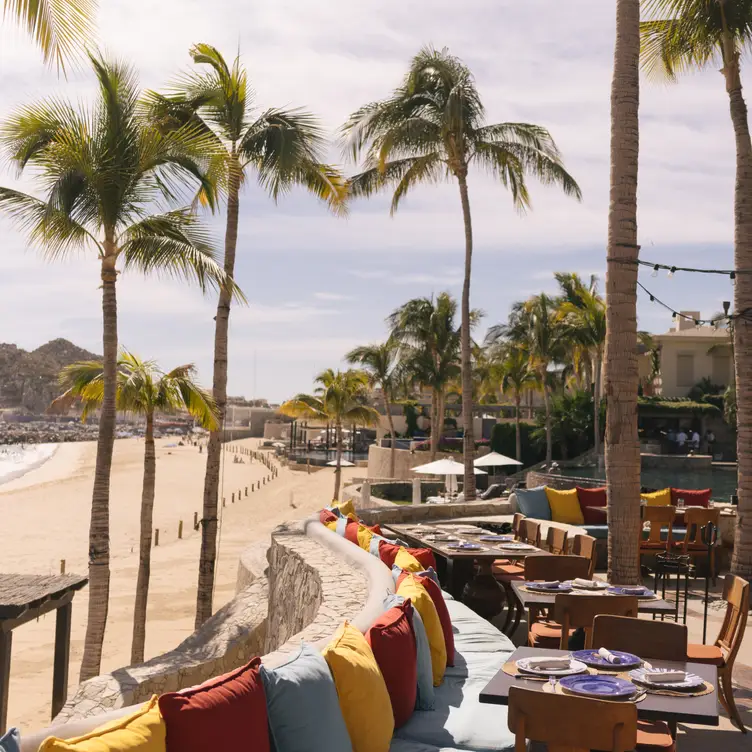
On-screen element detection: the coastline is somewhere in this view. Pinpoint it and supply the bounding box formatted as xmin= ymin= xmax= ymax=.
xmin=0 ymin=443 xmax=59 ymax=487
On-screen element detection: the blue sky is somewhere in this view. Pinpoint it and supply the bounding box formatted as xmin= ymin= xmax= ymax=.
xmin=0 ymin=1 xmax=739 ymax=401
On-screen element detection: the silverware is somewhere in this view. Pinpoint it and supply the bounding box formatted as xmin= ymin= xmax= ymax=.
xmin=514 ymin=674 xmax=548 ymax=682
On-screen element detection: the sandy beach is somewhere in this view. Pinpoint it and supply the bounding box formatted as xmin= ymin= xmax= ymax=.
xmin=0 ymin=437 xmax=353 ymax=730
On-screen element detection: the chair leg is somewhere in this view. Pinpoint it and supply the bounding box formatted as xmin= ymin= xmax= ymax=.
xmin=500 ymin=581 xmax=515 ymax=633
xmin=721 ymin=666 xmax=748 ymax=733
xmin=508 ymin=598 xmax=524 ymax=638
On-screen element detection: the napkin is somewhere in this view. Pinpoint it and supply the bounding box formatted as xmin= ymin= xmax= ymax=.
xmin=643 ymin=671 xmax=686 ymax=683
xmin=573 ymin=578 xmax=599 ymax=588
xmin=620 ymin=586 xmax=646 ymax=595
xmin=525 ymin=658 xmax=571 ymax=670
xmin=537 ymin=581 xmax=560 ymax=588
xmin=597 ymin=647 xmax=622 ymax=664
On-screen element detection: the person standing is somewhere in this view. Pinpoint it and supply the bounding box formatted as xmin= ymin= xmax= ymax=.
xmin=691 ymin=429 xmax=701 ymax=453
xmin=706 ymin=429 xmax=716 ymax=456
xmin=677 ymin=428 xmax=688 ymax=453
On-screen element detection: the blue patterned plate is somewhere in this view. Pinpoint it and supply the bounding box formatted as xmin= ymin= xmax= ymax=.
xmin=446 ymin=542 xmax=486 ymax=551
xmin=479 ymin=535 xmax=514 ymax=542
xmin=524 ymin=581 xmax=574 ymax=592
xmin=571 ymin=649 xmax=642 ymax=669
xmin=628 ymin=668 xmax=705 ymax=689
xmin=608 ymin=586 xmax=656 ymax=600
xmin=559 ymin=675 xmax=638 ymax=698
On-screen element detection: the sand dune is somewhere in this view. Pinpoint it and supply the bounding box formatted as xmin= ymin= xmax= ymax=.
xmin=0 ymin=437 xmax=351 ymax=730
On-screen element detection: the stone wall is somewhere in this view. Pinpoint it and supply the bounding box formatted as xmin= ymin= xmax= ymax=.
xmin=357 ymin=499 xmax=513 ymax=526
xmin=526 ymin=471 xmax=604 ymax=490
xmin=367 ymin=444 xmax=459 ymax=480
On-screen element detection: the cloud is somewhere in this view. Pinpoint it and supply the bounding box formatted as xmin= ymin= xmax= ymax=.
xmin=313 ymin=292 xmax=354 ymax=301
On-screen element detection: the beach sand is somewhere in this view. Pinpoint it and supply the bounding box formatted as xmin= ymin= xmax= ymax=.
xmin=0 ymin=437 xmax=354 ymax=730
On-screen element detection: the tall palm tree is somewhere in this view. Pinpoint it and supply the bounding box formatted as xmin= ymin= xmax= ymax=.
xmin=496 ymin=346 xmax=536 ymax=462
xmin=3 ymin=0 xmax=96 ymax=69
xmin=345 ymin=340 xmax=400 ymax=477
xmin=388 ymin=294 xmax=463 ymax=460
xmin=342 ymin=46 xmax=581 ymax=500
xmin=52 ymin=352 xmax=218 ymax=664
xmin=279 ymin=369 xmax=380 ymax=500
xmin=555 ymin=272 xmax=607 ymax=456
xmin=606 ymin=0 xmax=642 ymax=585
xmin=640 ymin=0 xmax=752 ymax=578
xmin=0 ymin=54 xmax=234 ymax=681
xmin=147 ymin=44 xmax=347 ymax=628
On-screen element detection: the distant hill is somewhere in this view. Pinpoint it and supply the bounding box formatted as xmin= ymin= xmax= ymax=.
xmin=0 ymin=338 xmax=100 ymax=414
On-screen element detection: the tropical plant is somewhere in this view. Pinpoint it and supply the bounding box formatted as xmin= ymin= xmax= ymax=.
xmin=3 ymin=0 xmax=97 ymax=69
xmin=346 ymin=339 xmax=400 ymax=477
xmin=725 ymin=384 xmax=737 ymax=430
xmin=531 ymin=389 xmax=600 ymax=461
xmin=147 ymin=44 xmax=347 ymax=627
xmin=388 ymin=293 xmax=462 ymax=461
xmin=52 ymin=352 xmax=218 ymax=664
xmin=495 ymin=345 xmax=537 ymax=462
xmin=606 ymin=0 xmax=642 ymax=585
xmin=279 ymin=370 xmax=380 ymax=499
xmin=0 ymin=54 xmax=234 ymax=680
xmin=342 ymin=45 xmax=581 ymax=501
xmin=638 ymin=331 xmax=661 ymax=395
xmin=555 ymin=272 xmax=607 ymax=456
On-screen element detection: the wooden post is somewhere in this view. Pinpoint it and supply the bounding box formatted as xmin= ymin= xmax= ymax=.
xmin=222 ymin=497 xmax=226 ymax=507
xmin=178 ymin=520 xmax=183 ymax=539
xmin=232 ymin=492 xmax=235 ymax=503
xmin=51 ymin=601 xmax=72 ymax=719
xmin=60 ymin=559 xmax=66 ymax=575
xmin=245 ymin=486 xmax=248 ymax=496
xmin=307 ymin=459 xmax=311 ymax=475
xmin=238 ymin=489 xmax=241 ymax=500
xmin=0 ymin=629 xmax=12 ymax=734
xmin=154 ymin=529 xmax=159 ymax=547
xmin=194 ymin=512 xmax=199 ymax=530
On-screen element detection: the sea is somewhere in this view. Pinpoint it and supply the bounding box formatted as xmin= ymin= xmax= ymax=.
xmin=0 ymin=443 xmax=58 ymax=486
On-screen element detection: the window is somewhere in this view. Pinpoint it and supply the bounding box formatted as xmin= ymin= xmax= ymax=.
xmin=677 ymin=353 xmax=695 ymax=388
xmin=712 ymin=355 xmax=731 ymax=386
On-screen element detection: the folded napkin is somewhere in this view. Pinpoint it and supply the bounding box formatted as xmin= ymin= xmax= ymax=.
xmin=525 ymin=657 xmax=571 ymax=670
xmin=597 ymin=647 xmax=622 ymax=665
xmin=643 ymin=671 xmax=686 ymax=683
xmin=537 ymin=581 xmax=560 ymax=588
xmin=620 ymin=586 xmax=646 ymax=595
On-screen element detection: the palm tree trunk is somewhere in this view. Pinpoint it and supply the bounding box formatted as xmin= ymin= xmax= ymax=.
xmin=430 ymin=389 xmax=439 ymax=460
xmin=131 ymin=410 xmax=155 ymax=665
xmin=515 ymin=393 xmax=522 ymax=462
xmin=543 ymin=381 xmax=553 ymax=463
xmin=721 ymin=31 xmax=752 ymax=576
xmin=333 ymin=422 xmax=343 ymax=500
xmin=593 ymin=351 xmax=602 ymax=457
xmin=79 ymin=254 xmax=117 ymax=682
xmin=196 ymin=151 xmax=240 ymax=628
xmin=457 ymin=170 xmax=476 ymax=501
xmin=384 ymin=392 xmax=396 ymax=477
xmin=436 ymin=389 xmax=446 ymax=455
xmin=605 ymin=0 xmax=642 ymax=585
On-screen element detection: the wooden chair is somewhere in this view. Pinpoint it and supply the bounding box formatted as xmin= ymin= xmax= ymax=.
xmin=508 ymin=686 xmax=637 ymax=752
xmin=640 ymin=506 xmax=676 ymax=555
xmin=675 ymin=507 xmax=721 ymax=583
xmin=520 ymin=518 xmax=542 ymax=547
xmin=572 ymin=533 xmax=597 ymax=579
xmin=545 ymin=525 xmax=569 ymax=555
xmin=512 ymin=512 xmax=525 ymax=540
xmin=687 ymin=574 xmax=749 ymax=732
xmin=524 ymin=553 xmax=589 ymax=583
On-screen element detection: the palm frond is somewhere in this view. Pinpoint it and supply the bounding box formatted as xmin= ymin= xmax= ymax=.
xmin=278 ymin=394 xmax=327 ymax=420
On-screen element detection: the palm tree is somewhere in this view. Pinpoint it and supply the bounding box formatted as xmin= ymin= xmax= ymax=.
xmin=146 ymin=44 xmax=347 ymax=628
xmin=555 ymin=273 xmax=607 ymax=457
xmin=279 ymin=370 xmax=380 ymax=500
xmin=0 ymin=54 xmax=234 ymax=681
xmin=640 ymin=0 xmax=752 ymax=578
xmin=388 ymin=294 xmax=463 ymax=460
xmin=52 ymin=352 xmax=218 ymax=664
xmin=606 ymin=0 xmax=642 ymax=585
xmin=342 ymin=46 xmax=581 ymax=500
xmin=495 ymin=346 xmax=536 ymax=462
xmin=346 ymin=340 xmax=400 ymax=477
xmin=3 ymin=0 xmax=96 ymax=69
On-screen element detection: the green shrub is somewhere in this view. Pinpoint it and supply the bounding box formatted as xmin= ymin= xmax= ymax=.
xmin=490 ymin=421 xmax=544 ymax=467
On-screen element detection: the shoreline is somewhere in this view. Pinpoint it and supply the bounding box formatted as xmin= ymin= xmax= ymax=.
xmin=0 ymin=442 xmax=59 ymax=487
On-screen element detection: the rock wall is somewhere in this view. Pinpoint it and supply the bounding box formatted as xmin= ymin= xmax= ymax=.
xmin=367 ymin=444 xmax=459 ymax=480
xmin=357 ymin=499 xmax=513 ymax=526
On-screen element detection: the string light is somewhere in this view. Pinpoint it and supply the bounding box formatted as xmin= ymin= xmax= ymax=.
xmin=667 ymin=266 xmax=676 ymax=278
xmin=637 ymin=281 xmax=752 ymax=324
xmin=606 ymin=257 xmax=752 ymax=276
xmin=652 ymin=264 xmax=659 ymax=277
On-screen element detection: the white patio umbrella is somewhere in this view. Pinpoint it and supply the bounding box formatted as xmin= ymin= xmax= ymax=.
xmin=473 ymin=452 xmax=522 ymax=468
xmin=412 ymin=458 xmax=486 ymax=496
xmin=327 ymin=459 xmax=355 ymax=467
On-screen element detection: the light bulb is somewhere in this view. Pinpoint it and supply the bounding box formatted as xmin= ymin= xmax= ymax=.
xmin=652 ymin=265 xmax=659 ymax=278
xmin=668 ymin=267 xmax=676 ymax=278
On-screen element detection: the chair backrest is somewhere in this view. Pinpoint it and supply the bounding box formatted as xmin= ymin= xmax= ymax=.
xmin=525 ymin=554 xmax=589 ymax=583
xmin=592 ymin=615 xmax=688 ymax=661
xmin=519 ymin=518 xmax=541 ymax=547
xmin=572 ymin=534 xmax=597 ymax=579
xmin=641 ymin=506 xmax=676 ymax=548
xmin=716 ymin=574 xmax=750 ymax=665
xmin=508 ymin=686 xmax=637 ymax=752
xmin=554 ymin=594 xmax=638 ymax=649
xmin=512 ymin=512 xmax=525 ymax=539
xmin=681 ymin=507 xmax=721 ymax=550
xmin=546 ymin=526 xmax=569 ymax=555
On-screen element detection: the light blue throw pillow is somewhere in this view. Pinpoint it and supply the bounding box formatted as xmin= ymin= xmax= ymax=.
xmin=384 ymin=593 xmax=435 ymax=711
xmin=515 ymin=486 xmax=552 ymax=521
xmin=260 ymin=643 xmax=353 ymax=752
xmin=335 ymin=516 xmax=349 ymax=536
xmin=391 ymin=565 xmax=441 ymax=589
xmin=0 ymin=728 xmax=19 ymax=752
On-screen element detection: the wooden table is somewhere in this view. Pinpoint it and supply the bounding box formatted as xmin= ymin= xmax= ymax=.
xmin=384 ymin=523 xmax=548 ymax=620
xmin=480 ymin=646 xmax=719 ymax=726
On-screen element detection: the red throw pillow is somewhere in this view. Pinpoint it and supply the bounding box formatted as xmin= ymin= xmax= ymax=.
xmin=367 ymin=523 xmax=383 ymax=535
xmin=582 ymin=505 xmax=608 ymax=524
xmin=159 ymin=657 xmax=270 ymax=752
xmin=671 ymin=488 xmax=711 ymax=507
xmin=408 ymin=548 xmax=437 ymax=571
xmin=396 ymin=572 xmax=454 ymax=667
xmin=320 ymin=509 xmax=338 ymax=524
xmin=366 ymin=601 xmax=418 ymax=728
xmin=378 ymin=541 xmax=402 ymax=568
xmin=343 ymin=519 xmax=360 ymax=545
xmin=576 ymin=486 xmax=607 ymax=508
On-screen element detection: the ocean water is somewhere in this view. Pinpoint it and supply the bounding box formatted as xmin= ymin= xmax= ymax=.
xmin=0 ymin=443 xmax=58 ymax=485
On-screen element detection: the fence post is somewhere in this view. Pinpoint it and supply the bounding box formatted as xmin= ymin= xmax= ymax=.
xmin=60 ymin=559 xmax=66 ymax=575
xmin=194 ymin=512 xmax=199 ymax=530
xmin=178 ymin=520 xmax=183 ymax=539
xmin=154 ymin=529 xmax=160 ymax=547
xmin=245 ymin=486 xmax=248 ymax=497
xmin=232 ymin=492 xmax=235 ymax=503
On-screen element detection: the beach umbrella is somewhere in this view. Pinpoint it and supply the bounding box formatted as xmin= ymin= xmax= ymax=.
xmin=412 ymin=458 xmax=487 ymax=475
xmin=327 ymin=459 xmax=355 ymax=467
xmin=473 ymin=451 xmax=522 ymax=468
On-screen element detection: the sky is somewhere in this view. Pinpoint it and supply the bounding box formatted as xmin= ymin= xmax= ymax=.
xmin=0 ymin=1 xmax=741 ymax=402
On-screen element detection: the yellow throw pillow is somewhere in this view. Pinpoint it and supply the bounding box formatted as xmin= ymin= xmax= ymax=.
xmin=545 ymin=487 xmax=584 ymax=525
xmin=322 ymin=622 xmax=394 ymax=752
xmin=333 ymin=499 xmax=357 ymax=519
xmin=396 ymin=574 xmax=447 ymax=686
xmin=394 ymin=547 xmax=424 ymax=573
xmin=356 ymin=524 xmax=374 ymax=552
xmin=40 ymin=696 xmax=165 ymax=751
xmin=641 ymin=488 xmax=671 ymax=506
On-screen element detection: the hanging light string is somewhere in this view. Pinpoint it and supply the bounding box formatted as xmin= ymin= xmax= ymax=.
xmin=636 ymin=281 xmax=752 ymax=324
xmin=607 ymin=256 xmax=751 ymax=279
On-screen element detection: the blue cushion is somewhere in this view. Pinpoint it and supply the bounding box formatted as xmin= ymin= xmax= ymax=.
xmin=515 ymin=486 xmax=552 ymax=520
xmin=260 ymin=643 xmax=352 ymax=752
xmin=0 ymin=728 xmax=19 ymax=752
xmin=335 ymin=516 xmax=349 ymax=536
xmin=384 ymin=593 xmax=435 ymax=711
xmin=583 ymin=525 xmax=609 ymax=540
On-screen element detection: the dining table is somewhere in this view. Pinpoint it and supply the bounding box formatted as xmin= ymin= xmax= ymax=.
xmin=384 ymin=522 xmax=548 ymax=620
xmin=480 ymin=646 xmax=720 ymax=727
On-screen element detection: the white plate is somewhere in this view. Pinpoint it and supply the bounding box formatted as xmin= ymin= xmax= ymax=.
xmin=448 ymin=526 xmax=484 ymax=534
xmin=628 ymin=668 xmax=705 ymax=689
xmin=565 ymin=580 xmax=609 ymax=591
xmin=498 ymin=543 xmax=538 ymax=551
xmin=516 ymin=657 xmax=588 ymax=677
